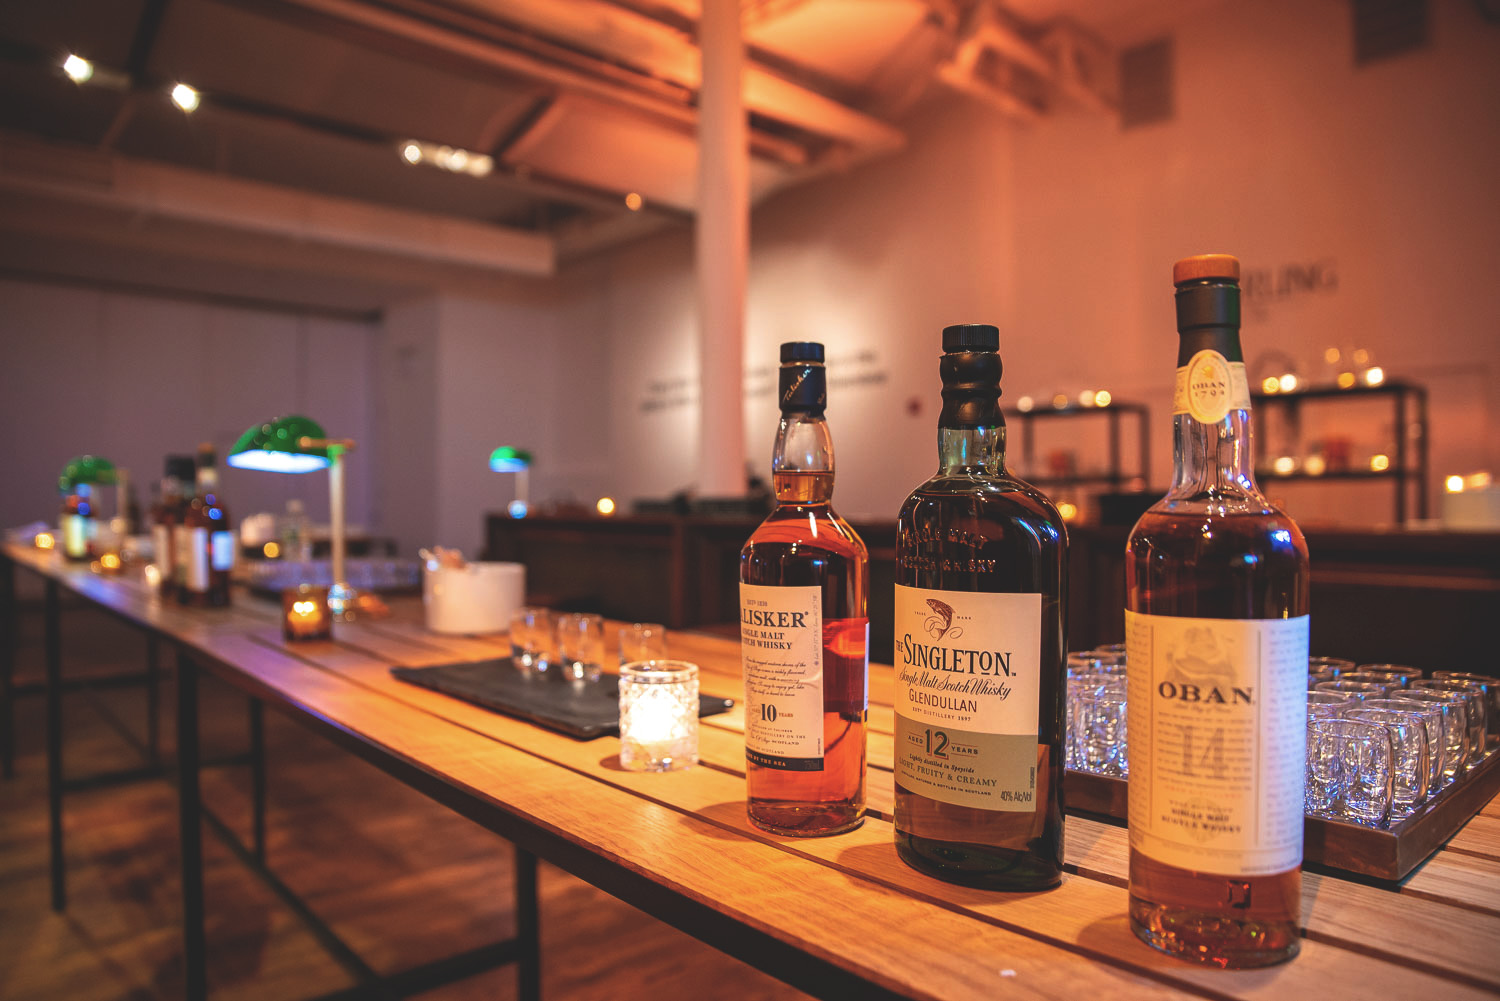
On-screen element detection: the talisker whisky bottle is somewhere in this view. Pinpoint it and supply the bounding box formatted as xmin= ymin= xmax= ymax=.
xmin=893 ymin=323 xmax=1067 ymax=889
xmin=1125 ymin=255 xmax=1309 ymax=967
xmin=740 ymin=342 xmax=869 ymax=836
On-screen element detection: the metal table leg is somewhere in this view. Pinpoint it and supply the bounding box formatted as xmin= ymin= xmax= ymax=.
xmin=146 ymin=633 xmax=161 ymax=766
xmin=1 ymin=554 xmax=14 ymax=779
xmin=515 ymin=845 xmax=541 ymax=1001
xmin=45 ymin=578 xmax=64 ymax=911
xmin=177 ymin=650 xmax=207 ymax=1001
xmin=249 ymin=697 xmax=266 ymax=865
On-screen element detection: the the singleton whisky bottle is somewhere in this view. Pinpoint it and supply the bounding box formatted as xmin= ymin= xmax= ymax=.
xmin=739 ymin=341 xmax=869 ymax=836
xmin=893 ymin=323 xmax=1067 ymax=889
xmin=151 ymin=455 xmax=194 ymax=598
xmin=1125 ymin=254 xmax=1309 ymax=967
xmin=179 ymin=444 xmax=235 ymax=608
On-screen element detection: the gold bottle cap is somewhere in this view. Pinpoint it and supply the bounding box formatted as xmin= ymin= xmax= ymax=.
xmin=1172 ymin=254 xmax=1240 ymax=285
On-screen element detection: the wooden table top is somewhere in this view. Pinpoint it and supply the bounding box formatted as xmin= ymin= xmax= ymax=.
xmin=8 ymin=541 xmax=1500 ymax=1001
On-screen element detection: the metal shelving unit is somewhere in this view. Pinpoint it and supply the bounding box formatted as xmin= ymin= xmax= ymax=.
xmin=1004 ymin=401 xmax=1150 ymax=490
xmin=1252 ymin=380 xmax=1429 ymax=522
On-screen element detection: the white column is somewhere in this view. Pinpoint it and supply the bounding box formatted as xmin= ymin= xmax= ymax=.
xmin=695 ymin=0 xmax=748 ymax=497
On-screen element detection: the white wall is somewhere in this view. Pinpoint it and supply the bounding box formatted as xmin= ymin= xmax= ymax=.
xmin=0 ymin=278 xmax=377 ymax=535
xmin=570 ymin=0 xmax=1500 ymax=527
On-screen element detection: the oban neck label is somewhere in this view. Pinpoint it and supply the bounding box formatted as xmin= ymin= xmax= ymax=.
xmin=1174 ymin=349 xmax=1251 ymax=424
xmin=892 ymin=585 xmax=1042 ymax=815
xmin=740 ymin=583 xmax=825 ymax=771
xmin=1125 ymin=610 xmax=1308 ymax=876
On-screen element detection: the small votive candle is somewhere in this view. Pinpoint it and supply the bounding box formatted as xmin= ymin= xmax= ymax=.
xmin=282 ymin=584 xmax=333 ymax=642
xmin=618 ymin=660 xmax=699 ymax=772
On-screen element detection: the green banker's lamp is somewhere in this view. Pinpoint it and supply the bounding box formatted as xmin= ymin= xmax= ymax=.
xmin=227 ymin=416 xmax=360 ymax=620
xmin=59 ymin=454 xmax=118 ymax=492
xmin=489 ymin=446 xmax=532 ymax=518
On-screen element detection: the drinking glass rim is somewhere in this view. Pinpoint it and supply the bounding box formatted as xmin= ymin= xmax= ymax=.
xmin=620 ymin=659 xmax=698 ymax=684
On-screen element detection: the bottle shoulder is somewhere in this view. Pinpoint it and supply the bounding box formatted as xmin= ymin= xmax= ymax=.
xmin=742 ymin=505 xmax=868 ymax=559
xmin=900 ymin=471 xmax=1067 ymax=531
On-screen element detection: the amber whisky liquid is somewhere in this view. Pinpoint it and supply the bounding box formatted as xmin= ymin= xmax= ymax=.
xmin=741 ymin=469 xmax=869 ymax=835
xmin=894 ymin=451 xmax=1066 ymax=889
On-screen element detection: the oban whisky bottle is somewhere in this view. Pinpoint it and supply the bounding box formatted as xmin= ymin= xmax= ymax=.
xmin=1125 ymin=255 xmax=1310 ymax=967
xmin=893 ymin=323 xmax=1067 ymax=889
xmin=740 ymin=341 xmax=870 ymax=836
xmin=179 ymin=444 xmax=235 ymax=608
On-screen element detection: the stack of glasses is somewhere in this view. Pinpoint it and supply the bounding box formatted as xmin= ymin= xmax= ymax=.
xmin=1066 ymin=650 xmax=1497 ymax=830
xmin=1308 ymin=663 xmax=1494 ymax=827
xmin=1066 ymin=646 xmax=1129 ymax=777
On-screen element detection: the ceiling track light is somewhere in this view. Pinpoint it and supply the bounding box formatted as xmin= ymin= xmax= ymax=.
xmin=63 ymin=54 xmax=93 ymax=83
xmin=399 ymin=139 xmax=493 ymax=177
xmin=171 ymin=82 xmax=201 ymax=112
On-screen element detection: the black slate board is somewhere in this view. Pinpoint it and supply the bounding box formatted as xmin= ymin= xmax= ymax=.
xmin=391 ymin=660 xmax=735 ymax=740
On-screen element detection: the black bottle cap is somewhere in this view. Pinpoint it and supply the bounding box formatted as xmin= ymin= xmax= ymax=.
xmin=165 ymin=455 xmax=196 ymax=481
xmin=780 ymin=341 xmax=824 ymax=363
xmin=1173 ymin=254 xmax=1244 ymax=364
xmin=938 ymin=325 xmax=1004 ymax=429
xmin=778 ymin=341 xmax=826 ymax=416
xmin=942 ymin=323 xmax=999 ymax=353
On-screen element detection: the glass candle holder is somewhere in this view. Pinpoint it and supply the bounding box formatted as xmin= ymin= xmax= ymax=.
xmin=618 ymin=660 xmax=698 ymax=772
xmin=282 ymin=584 xmax=332 ymax=642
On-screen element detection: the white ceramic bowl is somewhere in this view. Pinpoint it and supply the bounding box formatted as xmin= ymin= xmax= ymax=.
xmin=422 ymin=561 xmax=525 ymax=635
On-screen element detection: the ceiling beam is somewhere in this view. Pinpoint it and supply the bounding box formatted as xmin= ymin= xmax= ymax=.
xmin=0 ymin=132 xmax=555 ymax=276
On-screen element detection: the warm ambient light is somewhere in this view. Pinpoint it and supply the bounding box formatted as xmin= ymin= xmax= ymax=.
xmin=1370 ymin=454 xmax=1391 ymax=472
xmin=1337 ymin=372 xmax=1357 ymax=389
xmin=596 ymin=497 xmax=617 ymax=516
xmin=1447 ymin=475 xmax=1467 ymax=493
xmin=1278 ymin=373 xmax=1299 ymax=393
xmin=263 ymin=541 xmax=281 ymax=558
xmin=1304 ymin=455 xmax=1327 ymax=476
xmin=1273 ymin=456 xmax=1297 ymax=476
xmin=1262 ymin=376 xmax=1280 ymax=394
xmin=1324 ymin=347 xmax=1341 ymax=364
xmin=171 ymin=83 xmax=200 ymax=112
xmin=1056 ymin=501 xmax=1079 ymax=522
xmin=1363 ymin=366 xmax=1386 ymax=387
xmin=143 ymin=563 xmax=161 ymax=588
xmin=1093 ymin=390 xmax=1111 ymax=408
xmin=399 ymin=140 xmax=493 ymax=177
xmin=1016 ymin=396 xmax=1034 ymax=412
xmin=1051 ymin=393 xmax=1069 ymax=409
xmin=625 ymin=192 xmax=643 ymax=211
xmin=63 ymin=54 xmax=93 ymax=83
xmin=35 ymin=532 xmax=55 ymax=550
xmin=99 ymin=553 xmax=121 ymax=571
xmin=1078 ymin=390 xmax=1096 ymax=407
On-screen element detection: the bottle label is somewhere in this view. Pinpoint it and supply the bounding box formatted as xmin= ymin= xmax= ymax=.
xmin=173 ymin=524 xmax=191 ymax=585
xmin=1125 ymin=610 xmax=1308 ymax=876
xmin=1174 ymin=349 xmax=1251 ymax=423
xmin=740 ymin=583 xmax=825 ymax=770
xmin=186 ymin=527 xmax=210 ymax=592
xmin=63 ymin=515 xmax=89 ymax=558
xmin=211 ymin=530 xmax=235 ymax=572
xmin=892 ymin=585 xmax=1042 ymax=814
xmin=152 ymin=524 xmax=171 ymax=574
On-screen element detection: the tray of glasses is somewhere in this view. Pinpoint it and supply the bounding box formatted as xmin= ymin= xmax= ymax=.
xmin=1064 ymin=742 xmax=1500 ymax=882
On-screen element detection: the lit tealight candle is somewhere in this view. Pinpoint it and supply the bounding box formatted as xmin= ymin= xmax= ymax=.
xmin=282 ymin=584 xmax=332 ymax=642
xmin=618 ymin=660 xmax=699 ymax=772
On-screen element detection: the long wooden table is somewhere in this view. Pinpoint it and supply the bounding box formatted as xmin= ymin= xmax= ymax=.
xmin=5 ymin=540 xmax=1500 ymax=1001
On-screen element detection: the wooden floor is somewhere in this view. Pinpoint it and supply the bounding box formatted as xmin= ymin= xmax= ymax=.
xmin=0 ymin=601 xmax=811 ymax=1001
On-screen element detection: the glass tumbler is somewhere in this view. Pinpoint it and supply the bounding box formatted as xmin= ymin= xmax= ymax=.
xmin=1315 ymin=680 xmax=1389 ymax=703
xmin=556 ymin=612 xmax=606 ymax=683
xmin=1388 ymin=690 xmax=1469 ymax=785
xmin=619 ymin=622 xmax=668 ymax=665
xmin=1363 ymin=699 xmax=1445 ymax=797
xmin=1309 ymin=656 xmax=1356 ymax=678
xmin=1307 ymin=717 xmax=1394 ymax=827
xmin=1356 ymin=664 xmax=1421 ymax=687
xmin=1345 ymin=707 xmax=1430 ymax=818
xmin=509 ymin=606 xmax=553 ymax=676
xmin=1307 ymin=690 xmax=1352 ymax=720
xmin=1431 ymin=672 xmax=1499 ymax=738
xmin=1409 ymin=679 xmax=1489 ymax=764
